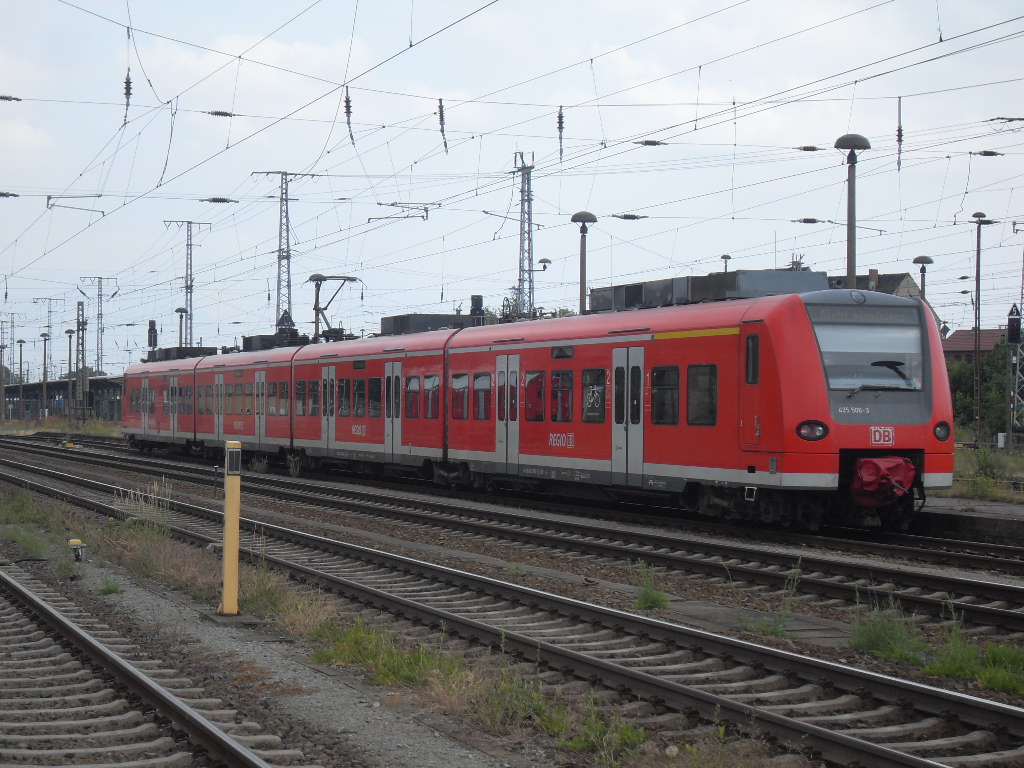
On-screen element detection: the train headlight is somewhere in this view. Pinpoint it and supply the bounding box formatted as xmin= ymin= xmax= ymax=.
xmin=934 ymin=421 xmax=951 ymax=441
xmin=796 ymin=420 xmax=829 ymax=441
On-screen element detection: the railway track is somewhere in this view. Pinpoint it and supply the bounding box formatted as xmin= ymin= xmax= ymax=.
xmin=6 ymin=440 xmax=1024 ymax=635
xmin=1 ymin=458 xmax=1023 ymax=766
xmin=0 ymin=562 xmax=318 ymax=768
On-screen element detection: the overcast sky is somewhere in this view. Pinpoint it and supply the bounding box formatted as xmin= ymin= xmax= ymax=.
xmin=2 ymin=0 xmax=1023 ymax=376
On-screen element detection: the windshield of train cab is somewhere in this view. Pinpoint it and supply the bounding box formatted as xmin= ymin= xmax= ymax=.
xmin=805 ymin=303 xmax=924 ymax=392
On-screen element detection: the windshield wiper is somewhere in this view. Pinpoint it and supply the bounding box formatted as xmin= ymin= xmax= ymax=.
xmin=871 ymin=359 xmax=911 ymax=382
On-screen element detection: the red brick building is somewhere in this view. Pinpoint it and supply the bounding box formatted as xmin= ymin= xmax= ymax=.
xmin=941 ymin=329 xmax=1006 ymax=367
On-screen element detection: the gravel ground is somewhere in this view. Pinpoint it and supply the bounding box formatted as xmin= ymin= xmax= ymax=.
xmin=2 ymin=545 xmax=559 ymax=768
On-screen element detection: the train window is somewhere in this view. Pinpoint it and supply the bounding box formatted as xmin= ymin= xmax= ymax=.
xmin=353 ymin=378 xmax=366 ymax=417
xmin=244 ymin=382 xmax=254 ymax=415
xmin=497 ymin=371 xmax=506 ymax=421
xmin=509 ymin=371 xmax=518 ymax=421
xmin=745 ymin=335 xmax=760 ymax=385
xmin=354 ymin=360 xmax=366 ymax=370
xmin=473 ymin=373 xmax=492 ymax=420
xmin=235 ymin=383 xmax=245 ymax=415
xmin=551 ymin=370 xmax=573 ymax=422
xmin=368 ymin=378 xmax=383 ymax=417
xmin=392 ymin=375 xmax=401 ymax=418
xmin=308 ymin=380 xmax=320 ymax=416
xmin=405 ymin=376 xmax=421 ymax=418
xmin=267 ymin=382 xmax=278 ymax=415
xmin=224 ymin=384 xmax=234 ymax=416
xmin=424 ymin=375 xmax=440 ymax=419
xmin=196 ymin=386 xmax=205 ymax=415
xmin=551 ymin=346 xmax=574 ymax=359
xmin=162 ymin=389 xmax=170 ymax=414
xmin=651 ymin=366 xmax=679 ymax=425
xmin=385 ymin=376 xmax=392 ymax=419
xmin=451 ymin=373 xmax=469 ymax=420
xmin=524 ymin=371 xmax=545 ymax=422
xmin=582 ymin=369 xmax=605 ymax=423
xmin=148 ymin=388 xmax=155 ymax=414
xmin=614 ymin=367 xmax=625 ymax=424
xmin=629 ymin=366 xmax=642 ymax=425
xmin=185 ymin=386 xmax=194 ymax=415
xmin=295 ymin=380 xmax=306 ymax=417
xmin=325 ymin=377 xmax=335 ymax=416
xmin=338 ymin=379 xmax=350 ymax=417
xmin=687 ymin=365 xmax=717 ymax=426
xmin=278 ymin=382 xmax=289 ymax=416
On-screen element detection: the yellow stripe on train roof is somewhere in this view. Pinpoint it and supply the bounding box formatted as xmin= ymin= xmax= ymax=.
xmin=654 ymin=327 xmax=741 ymax=340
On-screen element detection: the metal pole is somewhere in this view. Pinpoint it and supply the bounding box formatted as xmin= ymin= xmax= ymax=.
xmin=974 ymin=218 xmax=983 ymax=446
xmin=17 ymin=340 xmax=23 ymax=420
xmin=66 ymin=330 xmax=74 ymax=422
xmin=579 ymin=223 xmax=588 ymax=315
xmin=846 ymin=151 xmax=857 ymax=289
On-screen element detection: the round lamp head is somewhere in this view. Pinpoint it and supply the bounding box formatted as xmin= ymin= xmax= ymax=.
xmin=834 ymin=133 xmax=871 ymax=151
xmin=570 ymin=210 xmax=597 ymax=225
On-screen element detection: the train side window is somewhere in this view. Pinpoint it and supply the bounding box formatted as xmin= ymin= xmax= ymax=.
xmin=551 ymin=369 xmax=572 ymax=422
xmin=162 ymin=389 xmax=170 ymax=414
xmin=424 ymin=375 xmax=440 ymax=419
xmin=244 ymin=382 xmax=254 ymax=414
xmin=405 ymin=376 xmax=421 ymax=418
xmin=385 ymin=376 xmax=392 ymax=418
xmin=497 ymin=371 xmax=506 ymax=421
xmin=687 ymin=364 xmax=717 ymax=426
xmin=338 ymin=379 xmax=350 ymax=417
xmin=473 ymin=373 xmax=492 ymax=420
xmin=368 ymin=378 xmax=383 ymax=418
xmin=451 ymin=373 xmax=469 ymax=420
xmin=582 ymin=369 xmax=605 ymax=423
xmin=628 ymin=366 xmax=642 ymax=425
xmin=268 ymin=381 xmax=278 ymax=415
xmin=308 ymin=379 xmax=320 ymax=416
xmin=325 ymin=377 xmax=335 ymax=416
xmin=524 ymin=371 xmax=545 ymax=422
xmin=614 ymin=367 xmax=625 ymax=424
xmin=393 ymin=375 xmax=401 ymax=418
xmin=295 ymin=380 xmax=306 ymax=417
xmin=745 ymin=335 xmax=760 ymax=385
xmin=651 ymin=366 xmax=679 ymax=425
xmin=206 ymin=385 xmax=215 ymax=415
xmin=148 ymin=388 xmax=155 ymax=414
xmin=195 ymin=386 xmax=203 ymax=415
xmin=224 ymin=384 xmax=234 ymax=416
xmin=353 ymin=378 xmax=366 ymax=417
xmin=278 ymin=382 xmax=289 ymax=416
xmin=185 ymin=386 xmax=194 ymax=415
xmin=508 ymin=371 xmax=518 ymax=421
xmin=235 ymin=383 xmax=245 ymax=415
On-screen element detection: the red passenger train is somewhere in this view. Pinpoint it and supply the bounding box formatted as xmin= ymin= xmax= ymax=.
xmin=123 ymin=289 xmax=954 ymax=529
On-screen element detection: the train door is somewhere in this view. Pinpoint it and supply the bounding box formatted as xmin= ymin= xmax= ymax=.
xmin=321 ymin=366 xmax=336 ymax=453
xmin=141 ymin=378 xmax=151 ymax=436
xmin=255 ymin=370 xmax=266 ymax=448
xmin=384 ymin=361 xmax=402 ymax=460
xmin=740 ymin=325 xmax=762 ymax=450
xmin=214 ymin=373 xmax=224 ymax=441
xmin=169 ymin=376 xmax=179 ymax=439
xmin=612 ymin=347 xmax=645 ymax=486
xmin=495 ymin=354 xmax=520 ymax=474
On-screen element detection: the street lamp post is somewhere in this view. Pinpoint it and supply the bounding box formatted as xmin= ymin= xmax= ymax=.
xmin=65 ymin=329 xmax=75 ymax=422
xmin=835 ymin=133 xmax=871 ymax=288
xmin=971 ymin=212 xmax=995 ymax=445
xmin=571 ymin=211 xmax=597 ymax=315
xmin=17 ymin=339 xmax=24 ymax=420
xmin=0 ymin=344 xmax=6 ymax=420
xmin=912 ymin=255 xmax=933 ymax=302
xmin=40 ymin=332 xmax=49 ymax=420
xmin=721 ymin=254 xmax=731 ymax=272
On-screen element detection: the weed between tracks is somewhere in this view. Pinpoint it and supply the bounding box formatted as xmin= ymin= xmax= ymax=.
xmin=850 ymin=597 xmax=1024 ymax=694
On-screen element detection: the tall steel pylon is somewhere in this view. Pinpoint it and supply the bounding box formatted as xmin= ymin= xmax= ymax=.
xmin=513 ymin=152 xmax=535 ymax=317
xmin=254 ymin=171 xmax=321 ymax=330
xmin=1013 ymin=225 xmax=1024 ymax=441
xmin=163 ymin=222 xmax=208 ymax=347
xmin=75 ymin=300 xmax=88 ymax=415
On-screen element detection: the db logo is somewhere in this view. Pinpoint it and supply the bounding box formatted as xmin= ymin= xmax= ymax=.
xmin=870 ymin=426 xmax=895 ymax=446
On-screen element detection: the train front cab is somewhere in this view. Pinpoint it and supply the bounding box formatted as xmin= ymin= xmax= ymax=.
xmin=769 ymin=290 xmax=955 ymax=528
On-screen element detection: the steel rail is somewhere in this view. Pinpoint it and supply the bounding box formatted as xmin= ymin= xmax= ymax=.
xmin=0 ymin=460 xmax=1022 ymax=766
xmin=0 ymin=567 xmax=274 ymax=768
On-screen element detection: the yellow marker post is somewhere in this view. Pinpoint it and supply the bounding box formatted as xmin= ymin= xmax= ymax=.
xmin=218 ymin=441 xmax=242 ymax=616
